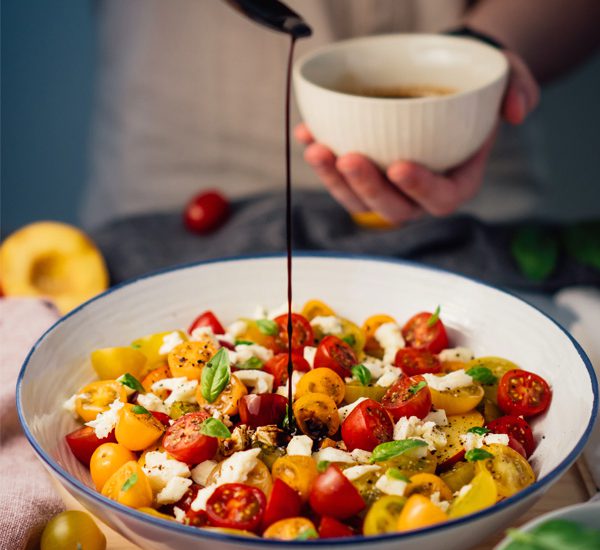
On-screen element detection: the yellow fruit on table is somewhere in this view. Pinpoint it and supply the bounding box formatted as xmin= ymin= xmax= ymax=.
xmin=351 ymin=211 xmax=395 ymax=230
xmin=0 ymin=221 xmax=108 ymax=314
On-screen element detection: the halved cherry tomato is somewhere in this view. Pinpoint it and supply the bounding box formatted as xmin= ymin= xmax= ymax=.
xmin=271 ymin=456 xmax=318 ymax=502
xmin=497 ymin=369 xmax=552 ymax=417
xmin=90 ymin=443 xmax=137 ymax=491
xmin=343 ymin=383 xmax=387 ymax=404
xmin=507 ymin=436 xmax=527 ymax=458
xmin=395 ymin=348 xmax=441 ymax=377
xmin=263 ymin=517 xmax=318 ymax=540
xmin=440 ymin=461 xmax=475 ymax=493
xmin=172 ymin=484 xmax=209 ymax=527
xmin=206 ymin=483 xmax=266 ymax=533
xmin=362 ymin=314 xmax=396 ymax=358
xmin=263 ymin=353 xmax=310 ymax=388
xmin=396 ymin=494 xmax=448 ymax=531
xmin=151 ymin=411 xmax=171 ymax=426
xmin=188 ymin=310 xmax=225 ymax=335
xmin=309 ymin=465 xmax=365 ymax=520
xmin=437 ymin=411 xmax=484 ymax=470
xmin=141 ymin=364 xmax=171 ymax=399
xmin=75 ymin=380 xmax=128 ymax=422
xmin=381 ymin=375 xmax=432 ymax=421
xmin=234 ymin=319 xmax=277 ymax=349
xmin=429 ymin=383 xmax=484 ymax=415
xmin=295 ymin=367 xmax=345 ymax=405
xmin=261 ymin=479 xmax=302 ymax=530
xmin=363 ymin=495 xmax=406 ymax=535
xmin=101 ymin=461 xmax=153 ymax=508
xmin=168 ymin=339 xmax=219 ymax=381
xmin=314 ymin=335 xmax=357 ymax=379
xmin=301 ymin=299 xmax=335 ymax=321
xmin=91 ymin=347 xmax=146 ymax=380
xmin=293 ymin=392 xmax=340 ymax=438
xmin=65 ymin=426 xmax=116 ymax=466
xmin=183 ymin=190 xmax=230 ymax=234
xmin=274 ymin=313 xmax=314 ymax=352
xmin=208 ymin=456 xmax=273 ymax=496
xmin=448 ymin=470 xmax=497 ymax=518
xmin=115 ymin=403 xmax=166 ymax=451
xmin=239 ymin=394 xmax=288 ymax=428
xmin=402 ymin=312 xmax=448 ymax=354
xmin=487 ymin=415 xmax=536 ymax=457
xmin=319 ymin=516 xmax=354 ymax=538
xmin=163 ymin=411 xmax=218 ymax=465
xmin=405 ymin=473 xmax=452 ymax=501
xmin=131 ymin=331 xmax=187 ymax=373
xmin=196 ymin=374 xmax=248 ymax=416
xmin=341 ymin=398 xmax=393 ymax=452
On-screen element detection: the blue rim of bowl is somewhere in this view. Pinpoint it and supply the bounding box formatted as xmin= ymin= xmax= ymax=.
xmin=16 ymin=251 xmax=599 ymax=546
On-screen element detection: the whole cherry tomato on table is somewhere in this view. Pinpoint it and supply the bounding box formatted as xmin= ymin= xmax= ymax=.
xmin=314 ymin=335 xmax=357 ymax=378
xmin=487 ymin=415 xmax=536 ymax=457
xmin=183 ymin=190 xmax=230 ymax=234
xmin=188 ymin=310 xmax=226 ymax=335
xmin=402 ymin=311 xmax=448 ymax=354
xmin=381 ymin=375 xmax=432 ymax=420
xmin=163 ymin=411 xmax=218 ymax=464
xmin=65 ymin=426 xmax=116 ymax=466
xmin=41 ymin=511 xmax=106 ymax=550
xmin=497 ymin=369 xmax=552 ymax=417
xmin=341 ymin=398 xmax=393 ymax=452
xmin=273 ymin=313 xmax=314 ymax=352
xmin=206 ymin=483 xmax=266 ymax=533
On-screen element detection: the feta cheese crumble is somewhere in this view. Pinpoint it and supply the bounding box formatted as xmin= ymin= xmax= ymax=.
xmin=151 ymin=377 xmax=198 ymax=407
xmin=422 ymin=369 xmax=473 ymax=392
xmin=235 ymin=370 xmax=274 ymax=394
xmin=393 ymin=416 xmax=447 ymax=451
xmin=287 ymin=435 xmax=313 ymax=456
xmin=156 ymin=477 xmax=192 ymax=505
xmin=423 ymin=409 xmax=449 ymax=427
xmin=136 ymin=392 xmax=169 ymax=415
xmin=313 ymin=447 xmax=354 ymax=464
xmin=303 ymin=346 xmax=317 ymax=368
xmin=229 ymin=343 xmax=273 ymax=366
xmin=430 ymin=491 xmax=450 ymax=513
xmin=159 ymin=331 xmax=185 ymax=355
xmin=438 ymin=347 xmax=475 ymax=363
xmin=142 ymin=451 xmax=191 ymax=493
xmin=191 ymin=460 xmax=217 ymax=486
xmin=362 ymin=357 xmax=384 ymax=379
xmin=374 ymin=322 xmax=405 ymax=364
xmin=85 ymin=399 xmax=124 ymax=439
xmin=375 ymin=365 xmax=401 ymax=388
xmin=275 ymin=370 xmax=302 ymax=400
xmin=310 ymin=316 xmax=343 ymax=335
xmin=375 ymin=473 xmax=407 ymax=496
xmin=460 ymin=432 xmax=509 ymax=451
xmin=189 ymin=325 xmax=220 ymax=347
xmin=342 ymin=465 xmax=381 ymax=481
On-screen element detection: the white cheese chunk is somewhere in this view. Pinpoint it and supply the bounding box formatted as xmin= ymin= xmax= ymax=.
xmin=287 ymin=435 xmax=313 ymax=457
xmin=350 ymin=449 xmax=373 ymax=464
xmin=136 ymin=392 xmax=169 ymax=415
xmin=310 ymin=315 xmax=343 ymax=335
xmin=213 ymin=448 xmax=261 ymax=485
xmin=173 ymin=506 xmax=186 ymax=523
xmin=438 ymin=347 xmax=475 ymax=363
xmin=455 ymin=483 xmax=472 ymax=499
xmin=189 ymin=326 xmax=220 ymax=347
xmin=142 ymin=451 xmax=191 ymax=492
xmin=362 ymin=357 xmax=384 ymax=379
xmin=342 ymin=465 xmax=381 ymax=481
xmin=229 ymin=343 xmax=273 ymax=366
xmin=375 ymin=365 xmax=401 ymax=388
xmin=84 ymin=399 xmax=124 ymax=439
xmin=235 ymin=370 xmax=274 ymax=394
xmin=313 ymin=447 xmax=354 ymax=464
xmin=156 ymin=477 xmax=193 ymax=505
xmin=375 ymin=473 xmax=407 ymax=496
xmin=191 ymin=485 xmax=217 ymax=512
xmin=423 ymin=409 xmax=449 ymax=427
xmin=393 ymin=416 xmax=447 ymax=451
xmin=151 ymin=377 xmax=198 ymax=407
xmin=225 ymin=320 xmax=248 ymax=341
xmin=191 ymin=460 xmax=218 ymax=487
xmin=483 ymin=433 xmax=510 ymax=446
xmin=159 ymin=331 xmax=184 ymax=355
xmin=430 ymin=491 xmax=450 ymax=513
xmin=303 ymin=346 xmax=317 ymax=368
xmin=423 ymin=370 xmax=473 ymax=392
xmin=338 ymin=397 xmax=369 ymax=423
xmin=460 ymin=432 xmax=510 ymax=451
xmin=374 ymin=322 xmax=405 ymax=364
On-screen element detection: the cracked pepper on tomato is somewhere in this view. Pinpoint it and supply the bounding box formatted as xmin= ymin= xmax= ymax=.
xmin=62 ymin=301 xmax=551 ymax=539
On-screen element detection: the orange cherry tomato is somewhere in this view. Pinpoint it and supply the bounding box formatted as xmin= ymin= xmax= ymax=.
xmin=271 ymin=456 xmax=318 ymax=502
xmin=141 ymin=364 xmax=171 ymax=399
xmin=405 ymin=473 xmax=453 ymax=501
xmin=362 ymin=314 xmax=396 ymax=358
xmin=293 ymin=392 xmax=340 ymax=439
xmin=75 ymin=381 xmax=128 ymax=423
xmin=263 ymin=517 xmax=318 ymax=540
xmin=101 ymin=461 xmax=153 ymax=508
xmin=90 ymin=443 xmax=136 ymax=491
xmin=115 ymin=404 xmax=165 ymax=451
xmin=167 ymin=339 xmax=218 ymax=381
xmin=295 ymin=368 xmax=345 ymax=405
xmin=196 ymin=374 xmax=247 ymax=416
xmin=396 ymin=494 xmax=448 ymax=531
xmin=301 ymin=300 xmax=336 ymax=321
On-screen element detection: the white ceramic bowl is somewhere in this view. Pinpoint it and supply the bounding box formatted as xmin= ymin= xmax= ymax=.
xmin=17 ymin=254 xmax=598 ymax=550
xmin=294 ymin=34 xmax=509 ymax=171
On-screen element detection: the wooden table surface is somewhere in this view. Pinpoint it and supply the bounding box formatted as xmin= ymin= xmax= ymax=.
xmin=56 ymin=462 xmax=593 ymax=550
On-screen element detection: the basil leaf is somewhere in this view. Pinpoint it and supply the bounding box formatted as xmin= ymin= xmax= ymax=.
xmin=237 ymin=357 xmax=263 ymax=370
xmin=351 ymin=364 xmax=371 ymax=386
xmin=121 ymin=472 xmax=138 ymax=492
xmin=504 ymin=519 xmax=600 ymax=550
xmin=131 ymin=404 xmax=151 ymax=415
xmin=408 ymin=381 xmax=427 ymax=395
xmin=342 ymin=334 xmax=356 ymax=347
xmin=467 ymin=426 xmax=490 ymax=435
xmin=256 ymin=319 xmax=279 ymax=336
xmin=466 ymin=366 xmax=497 ymax=385
xmin=387 ymin=468 xmax=410 ymax=482
xmin=119 ymin=373 xmax=145 ymax=393
xmin=427 ymin=306 xmax=441 ymax=328
xmin=201 ymin=348 xmax=231 ymax=403
xmin=317 ymin=460 xmax=330 ymax=473
xmin=563 ymin=222 xmax=600 ymax=271
xmin=200 ymin=417 xmax=232 ymax=439
xmin=295 ymin=528 xmax=318 ymax=541
xmin=511 ymin=226 xmax=559 ymax=281
xmin=465 ymin=448 xmax=494 ymax=462
xmin=371 ymin=439 xmax=428 ymax=463
xmin=234 ymin=340 xmax=254 ymax=346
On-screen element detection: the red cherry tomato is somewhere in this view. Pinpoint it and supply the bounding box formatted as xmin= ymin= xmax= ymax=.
xmin=206 ymin=483 xmax=266 ymax=532
xmin=309 ymin=465 xmax=365 ymax=520
xmin=497 ymin=369 xmax=552 ymax=417
xmin=507 ymin=436 xmax=527 ymax=458
xmin=65 ymin=426 xmax=116 ymax=466
xmin=314 ymin=335 xmax=358 ymax=379
xmin=263 ymin=353 xmax=310 ymax=388
xmin=163 ymin=411 xmax=218 ymax=465
xmin=171 ymin=484 xmax=209 ymax=527
xmin=381 ymin=375 xmax=432 ymax=421
xmin=261 ymin=479 xmax=302 ymax=530
xmin=151 ymin=411 xmax=171 ymax=427
xmin=188 ymin=310 xmax=225 ymax=335
xmin=183 ymin=190 xmax=230 ymax=234
xmin=402 ymin=312 xmax=448 ymax=354
xmin=487 ymin=415 xmax=536 ymax=457
xmin=341 ymin=398 xmax=394 ymax=452
xmin=318 ymin=516 xmax=355 ymax=539
xmin=394 ymin=348 xmax=441 ymax=377
xmin=239 ymin=394 xmax=288 ymax=428
xmin=273 ymin=313 xmax=314 ymax=352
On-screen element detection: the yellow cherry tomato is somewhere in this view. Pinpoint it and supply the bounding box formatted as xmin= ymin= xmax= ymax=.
xmin=363 ymin=495 xmax=406 ymax=535
xmin=91 ymin=347 xmax=147 ymax=380
xmin=41 ymin=511 xmax=106 ymax=550
xmin=448 ymin=470 xmax=497 ymax=518
xmin=440 ymin=461 xmax=475 ymax=493
xmin=115 ymin=403 xmax=165 ymax=451
xmin=293 ymin=392 xmax=340 ymax=439
xmin=131 ymin=330 xmax=187 ymax=374
xmin=379 ymin=451 xmax=438 ymax=477
xmin=196 ymin=373 xmax=248 ymax=416
xmin=101 ymin=461 xmax=153 ymax=508
xmin=343 ymin=383 xmax=387 ymax=404
xmin=90 ymin=443 xmax=137 ymax=491
xmin=263 ymin=517 xmax=318 ymax=540
xmin=295 ymin=368 xmax=345 ymax=405
xmin=351 ymin=211 xmax=394 ymax=230
xmin=429 ymin=383 xmax=485 ymax=415
xmin=138 ymin=507 xmax=175 ymax=521
xmin=301 ymin=299 xmax=336 ymax=321
xmin=168 ymin=338 xmax=218 ymax=381
xmin=339 ymin=318 xmax=366 ymax=355
xmin=75 ymin=380 xmax=128 ymax=422
xmin=440 ymin=360 xmax=468 ymax=373
xmin=405 ymin=473 xmax=453 ymax=501
xmin=362 ymin=314 xmax=396 ymax=358
xmin=437 ymin=411 xmax=484 ymax=467
xmin=466 ymin=356 xmax=520 ymax=403
xmin=208 ymin=457 xmax=273 ymax=496
xmin=396 ymin=494 xmax=448 ymax=531
xmin=475 ymin=444 xmax=536 ymax=499
xmin=271 ymin=455 xmax=319 ymax=502
xmin=234 ymin=319 xmax=277 ymax=349
xmin=141 ymin=364 xmax=171 ymax=398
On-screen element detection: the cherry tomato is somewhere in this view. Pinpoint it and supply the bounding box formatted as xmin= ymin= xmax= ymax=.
xmin=263 ymin=517 xmax=318 ymax=540
xmin=314 ymin=335 xmax=358 ymax=378
xmin=196 ymin=373 xmax=248 ymax=416
xmin=319 ymin=516 xmax=354 ymax=538
xmin=395 ymin=348 xmax=441 ymax=377
xmin=41 ymin=511 xmax=106 ymax=550
xmin=402 ymin=312 xmax=448 ymax=354
xmin=206 ymin=483 xmax=266 ymax=533
xmin=163 ymin=411 xmax=218 ymax=465
xmin=343 ymin=383 xmax=387 ymax=404
xmin=115 ymin=403 xmax=165 ymax=451
xmin=151 ymin=411 xmax=171 ymax=426
xmin=448 ymin=470 xmax=497 ymax=519
xmin=239 ymin=393 xmax=288 ymax=428
xmin=437 ymin=411 xmax=484 ymax=470
xmin=172 ymin=484 xmax=209 ymax=527
xmin=263 ymin=352 xmax=310 ymax=388
xmin=507 ymin=436 xmax=527 ymax=458
xmin=301 ymin=299 xmax=336 ymax=321
xmin=271 ymin=455 xmax=318 ymax=502
xmin=141 ymin=364 xmax=171 ymax=399
xmin=487 ymin=415 xmax=536 ymax=457
xmin=341 ymin=398 xmax=393 ymax=452
xmin=183 ymin=190 xmax=230 ymax=234
xmin=209 ymin=455 xmax=273 ymax=496
xmin=405 ymin=473 xmax=452 ymax=501
xmin=168 ymin=339 xmax=219 ymax=381
xmin=397 ymin=494 xmax=448 ymax=531
xmin=381 ymin=375 xmax=432 ymax=421
xmin=65 ymin=426 xmax=116 ymax=466
xmin=273 ymin=313 xmax=314 ymax=352
xmin=91 ymin=347 xmax=146 ymax=380
xmin=188 ymin=310 xmax=225 ymax=335
xmin=295 ymin=367 xmax=346 ymax=405
xmin=131 ymin=330 xmax=187 ymax=373
xmin=90 ymin=443 xmax=137 ymax=491
xmin=363 ymin=495 xmax=406 ymax=535
xmin=429 ymin=383 xmax=484 ymax=415
xmin=74 ymin=380 xmax=128 ymax=422
xmin=262 ymin=479 xmax=302 ymax=530
xmin=101 ymin=461 xmax=153 ymax=508
xmin=293 ymin=392 xmax=340 ymax=438
xmin=309 ymin=465 xmax=365 ymax=520
xmin=497 ymin=369 xmax=552 ymax=417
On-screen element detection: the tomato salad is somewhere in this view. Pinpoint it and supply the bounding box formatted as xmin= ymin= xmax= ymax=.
xmin=62 ymin=302 xmax=552 ymax=539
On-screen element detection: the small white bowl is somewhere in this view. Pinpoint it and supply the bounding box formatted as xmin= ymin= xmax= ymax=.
xmin=17 ymin=254 xmax=598 ymax=550
xmin=294 ymin=34 xmax=509 ymax=171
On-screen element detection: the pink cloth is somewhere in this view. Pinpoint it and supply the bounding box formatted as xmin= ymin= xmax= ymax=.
xmin=0 ymin=298 xmax=63 ymax=550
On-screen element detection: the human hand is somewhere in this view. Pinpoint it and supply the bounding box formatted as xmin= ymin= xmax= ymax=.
xmin=296 ymin=50 xmax=539 ymax=225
